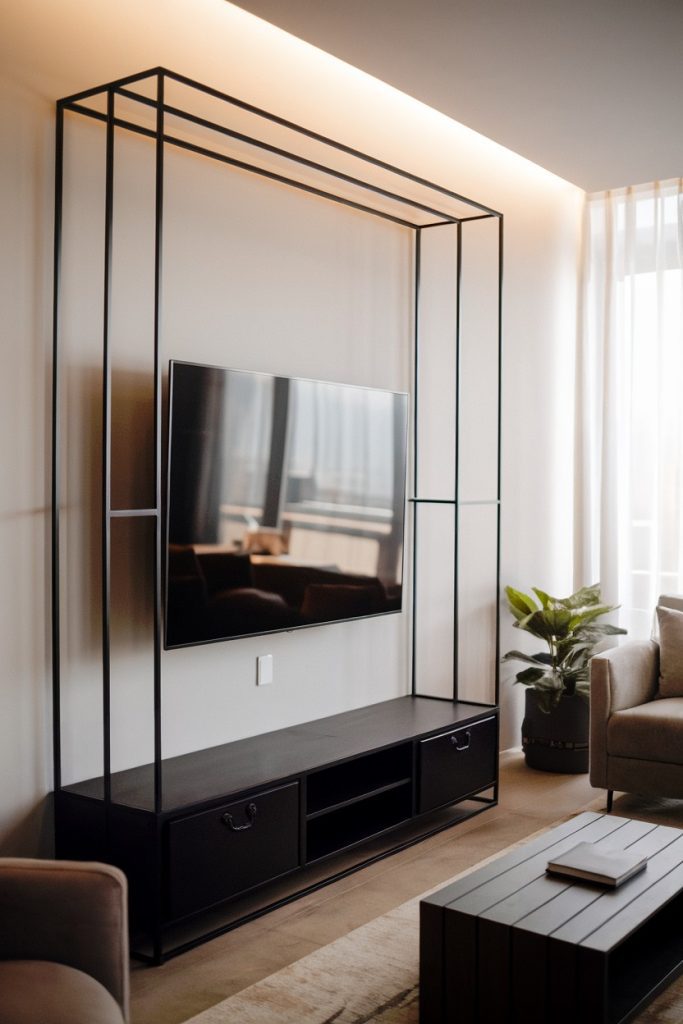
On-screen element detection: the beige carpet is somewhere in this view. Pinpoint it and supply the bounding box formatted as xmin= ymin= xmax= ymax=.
xmin=184 ymin=812 xmax=683 ymax=1024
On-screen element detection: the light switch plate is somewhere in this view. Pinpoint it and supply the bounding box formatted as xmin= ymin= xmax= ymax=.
xmin=256 ymin=654 xmax=273 ymax=686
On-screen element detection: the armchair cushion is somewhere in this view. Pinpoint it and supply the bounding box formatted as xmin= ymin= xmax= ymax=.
xmin=607 ymin=697 xmax=683 ymax=765
xmin=656 ymin=605 xmax=683 ymax=697
xmin=0 ymin=961 xmax=125 ymax=1024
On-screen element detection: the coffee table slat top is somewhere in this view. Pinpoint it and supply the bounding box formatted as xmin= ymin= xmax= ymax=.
xmin=439 ymin=813 xmax=630 ymax=917
xmin=579 ymin=851 xmax=683 ymax=952
xmin=516 ymin=822 xmax=680 ymax=937
xmin=473 ymin=817 xmax=655 ymax=923
xmin=422 ymin=811 xmax=604 ymax=910
xmin=552 ymin=829 xmax=683 ymax=948
xmin=422 ymin=812 xmax=683 ymax=951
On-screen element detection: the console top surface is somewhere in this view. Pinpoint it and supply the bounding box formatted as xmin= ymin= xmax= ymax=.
xmin=63 ymin=695 xmax=496 ymax=814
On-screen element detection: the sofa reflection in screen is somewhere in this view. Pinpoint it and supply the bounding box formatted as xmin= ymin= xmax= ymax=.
xmin=166 ymin=545 xmax=401 ymax=646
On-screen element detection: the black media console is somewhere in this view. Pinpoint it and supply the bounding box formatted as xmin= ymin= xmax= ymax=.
xmin=56 ymin=696 xmax=498 ymax=961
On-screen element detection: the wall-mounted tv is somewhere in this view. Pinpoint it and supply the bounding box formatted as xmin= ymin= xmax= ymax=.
xmin=165 ymin=361 xmax=408 ymax=648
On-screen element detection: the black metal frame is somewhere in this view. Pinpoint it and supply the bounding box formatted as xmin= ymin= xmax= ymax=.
xmin=52 ymin=67 xmax=503 ymax=961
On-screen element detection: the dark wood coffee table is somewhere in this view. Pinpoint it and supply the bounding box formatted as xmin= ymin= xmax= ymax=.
xmin=420 ymin=811 xmax=683 ymax=1023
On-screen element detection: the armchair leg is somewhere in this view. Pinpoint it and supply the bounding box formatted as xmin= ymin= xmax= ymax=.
xmin=606 ymin=789 xmax=614 ymax=813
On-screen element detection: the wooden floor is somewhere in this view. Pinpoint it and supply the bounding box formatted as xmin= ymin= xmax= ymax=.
xmin=130 ymin=753 xmax=683 ymax=1024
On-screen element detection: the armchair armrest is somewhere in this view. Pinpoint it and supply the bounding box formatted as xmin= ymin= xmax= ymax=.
xmin=0 ymin=859 xmax=129 ymax=1021
xmin=589 ymin=640 xmax=659 ymax=789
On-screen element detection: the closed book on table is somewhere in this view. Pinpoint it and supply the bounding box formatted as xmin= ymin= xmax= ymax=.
xmin=546 ymin=841 xmax=647 ymax=887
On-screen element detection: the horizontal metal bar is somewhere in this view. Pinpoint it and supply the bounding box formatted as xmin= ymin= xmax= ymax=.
xmin=63 ymin=101 xmax=156 ymax=132
xmin=305 ymin=776 xmax=411 ymax=820
xmin=115 ymin=87 xmax=462 ymax=225
xmin=59 ymin=67 xmax=162 ymax=107
xmin=458 ymin=499 xmax=501 ymax=506
xmin=162 ymin=68 xmax=503 ymax=218
xmin=459 ymin=213 xmax=499 ymax=223
xmin=169 ymin=135 xmax=421 ymax=228
xmin=408 ymin=498 xmax=501 ymax=505
xmin=63 ymin=102 xmax=420 ymax=230
xmin=409 ymin=498 xmax=456 ymax=505
xmin=110 ymin=508 xmax=159 ymax=518
xmin=456 ymin=699 xmax=499 ymax=709
xmin=420 ymin=219 xmax=458 ymax=229
xmin=61 ymin=67 xmax=502 ymax=218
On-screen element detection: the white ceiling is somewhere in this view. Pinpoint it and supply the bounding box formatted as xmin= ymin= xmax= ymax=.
xmin=233 ymin=0 xmax=683 ymax=192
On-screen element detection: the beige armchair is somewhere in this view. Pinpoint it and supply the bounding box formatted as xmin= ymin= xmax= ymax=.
xmin=0 ymin=858 xmax=129 ymax=1024
xmin=590 ymin=595 xmax=683 ymax=810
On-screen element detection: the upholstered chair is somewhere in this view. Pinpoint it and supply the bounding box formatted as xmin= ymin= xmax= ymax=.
xmin=0 ymin=858 xmax=129 ymax=1024
xmin=590 ymin=594 xmax=683 ymax=810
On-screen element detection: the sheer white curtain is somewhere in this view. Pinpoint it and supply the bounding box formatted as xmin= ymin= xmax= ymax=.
xmin=575 ymin=179 xmax=683 ymax=638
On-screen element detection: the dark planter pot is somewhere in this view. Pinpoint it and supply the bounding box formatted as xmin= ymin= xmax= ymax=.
xmin=521 ymin=689 xmax=589 ymax=773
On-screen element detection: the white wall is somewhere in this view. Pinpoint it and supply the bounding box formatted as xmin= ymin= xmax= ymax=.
xmin=57 ymin=106 xmax=412 ymax=786
xmin=0 ymin=0 xmax=583 ymax=852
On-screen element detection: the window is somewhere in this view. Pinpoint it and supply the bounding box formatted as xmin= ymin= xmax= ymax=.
xmin=578 ymin=180 xmax=683 ymax=637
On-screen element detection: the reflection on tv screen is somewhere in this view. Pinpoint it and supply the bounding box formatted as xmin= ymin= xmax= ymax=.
xmin=165 ymin=362 xmax=408 ymax=647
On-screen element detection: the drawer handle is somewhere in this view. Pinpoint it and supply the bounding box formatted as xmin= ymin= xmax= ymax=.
xmin=451 ymin=731 xmax=471 ymax=751
xmin=221 ymin=802 xmax=257 ymax=832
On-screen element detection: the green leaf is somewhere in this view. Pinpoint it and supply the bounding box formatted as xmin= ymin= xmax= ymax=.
xmin=575 ymin=679 xmax=591 ymax=701
xmin=513 ymin=667 xmax=548 ymax=686
xmin=502 ymin=650 xmax=551 ymax=667
xmin=559 ymin=644 xmax=592 ymax=670
xmin=562 ymin=667 xmax=588 ymax=686
xmin=567 ymin=603 xmax=615 ymax=627
xmin=505 ymin=586 xmax=538 ymax=621
xmin=573 ymin=623 xmax=627 ymax=641
xmin=532 ymin=587 xmax=554 ymax=609
xmin=531 ymin=671 xmax=563 ymax=692
xmin=543 ymin=606 xmax=574 ymax=636
xmin=514 ymin=609 xmax=557 ymax=641
xmin=516 ymin=605 xmax=573 ymax=640
xmin=562 ymin=583 xmax=602 ymax=608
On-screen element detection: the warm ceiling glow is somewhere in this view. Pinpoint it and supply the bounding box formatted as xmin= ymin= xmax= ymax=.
xmin=1 ymin=0 xmax=583 ymax=204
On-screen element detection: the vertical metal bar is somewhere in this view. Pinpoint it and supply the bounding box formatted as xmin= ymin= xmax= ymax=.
xmin=152 ymin=71 xmax=166 ymax=964
xmin=102 ymin=90 xmax=115 ymax=812
xmin=495 ymin=216 xmax=504 ymax=706
xmin=453 ymin=222 xmax=463 ymax=702
xmin=153 ymin=72 xmax=164 ymax=816
xmin=411 ymin=228 xmax=421 ymax=698
xmin=52 ymin=103 xmax=64 ymax=795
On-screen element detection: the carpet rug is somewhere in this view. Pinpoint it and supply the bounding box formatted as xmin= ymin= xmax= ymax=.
xmin=184 ymin=812 xmax=683 ymax=1024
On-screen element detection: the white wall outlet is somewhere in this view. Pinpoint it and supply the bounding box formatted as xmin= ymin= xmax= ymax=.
xmin=256 ymin=654 xmax=273 ymax=686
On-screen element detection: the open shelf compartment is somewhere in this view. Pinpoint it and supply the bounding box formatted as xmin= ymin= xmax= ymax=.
xmin=306 ymin=743 xmax=412 ymax=817
xmin=306 ymin=782 xmax=412 ymax=863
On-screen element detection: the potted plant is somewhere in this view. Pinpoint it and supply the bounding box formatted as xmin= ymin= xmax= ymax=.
xmin=503 ymin=583 xmax=626 ymax=773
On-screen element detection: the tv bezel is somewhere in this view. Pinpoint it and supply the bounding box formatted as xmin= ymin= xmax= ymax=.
xmin=164 ymin=359 xmax=409 ymax=650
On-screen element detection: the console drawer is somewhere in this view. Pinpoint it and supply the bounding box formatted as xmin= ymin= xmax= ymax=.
xmin=167 ymin=782 xmax=300 ymax=919
xmin=418 ymin=716 xmax=497 ymax=813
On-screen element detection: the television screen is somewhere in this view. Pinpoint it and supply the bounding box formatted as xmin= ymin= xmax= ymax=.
xmin=165 ymin=361 xmax=408 ymax=647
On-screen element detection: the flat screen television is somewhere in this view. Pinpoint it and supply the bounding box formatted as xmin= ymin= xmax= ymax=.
xmin=165 ymin=361 xmax=409 ymax=648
